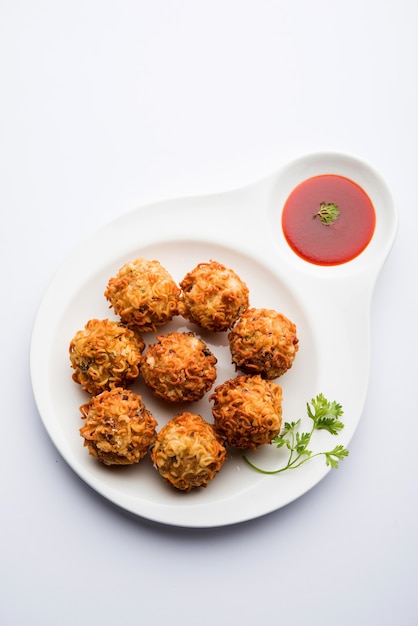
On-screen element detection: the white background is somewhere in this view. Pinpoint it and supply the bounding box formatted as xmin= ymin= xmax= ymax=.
xmin=1 ymin=1 xmax=417 ymax=625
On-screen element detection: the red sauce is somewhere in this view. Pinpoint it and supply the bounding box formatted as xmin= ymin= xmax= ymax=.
xmin=281 ymin=174 xmax=376 ymax=265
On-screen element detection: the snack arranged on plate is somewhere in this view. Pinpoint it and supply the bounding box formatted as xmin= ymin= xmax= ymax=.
xmin=79 ymin=387 xmax=157 ymax=466
xmin=141 ymin=331 xmax=217 ymax=403
xmin=150 ymin=412 xmax=227 ymax=491
xmin=69 ymin=257 xmax=303 ymax=488
xmin=210 ymin=374 xmax=283 ymax=450
xmin=178 ymin=260 xmax=250 ymax=331
xmin=104 ymin=257 xmax=180 ymax=332
xmin=69 ymin=318 xmax=145 ymax=395
xmin=228 ymin=307 xmax=299 ymax=379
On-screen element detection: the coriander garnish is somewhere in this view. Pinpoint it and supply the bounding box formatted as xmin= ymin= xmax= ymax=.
xmin=313 ymin=201 xmax=340 ymax=225
xmin=243 ymin=393 xmax=349 ymax=474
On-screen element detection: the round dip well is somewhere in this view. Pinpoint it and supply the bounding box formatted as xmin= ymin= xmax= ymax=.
xmin=282 ymin=174 xmax=376 ymax=265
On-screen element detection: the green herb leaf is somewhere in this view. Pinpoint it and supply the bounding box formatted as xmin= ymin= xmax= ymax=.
xmin=308 ymin=394 xmax=344 ymax=424
xmin=281 ymin=420 xmax=301 ymax=434
xmin=243 ymin=393 xmax=349 ymax=475
xmin=313 ymin=202 xmax=340 ymax=226
xmin=295 ymin=431 xmax=311 ymax=454
xmin=315 ymin=415 xmax=345 ymax=435
xmin=325 ymin=445 xmax=349 ymax=469
xmin=274 ymin=435 xmax=292 ymax=450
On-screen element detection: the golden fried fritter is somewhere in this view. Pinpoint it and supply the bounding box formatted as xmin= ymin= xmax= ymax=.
xmin=69 ymin=318 xmax=145 ymax=395
xmin=151 ymin=412 xmax=227 ymax=491
xmin=79 ymin=388 xmax=157 ymax=465
xmin=141 ymin=331 xmax=217 ymax=402
xmin=178 ymin=260 xmax=249 ymax=331
xmin=104 ymin=257 xmax=180 ymax=332
xmin=210 ymin=374 xmax=283 ymax=450
xmin=228 ymin=308 xmax=299 ymax=379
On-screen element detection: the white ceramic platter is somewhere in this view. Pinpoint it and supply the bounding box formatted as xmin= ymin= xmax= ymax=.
xmin=30 ymin=152 xmax=398 ymax=528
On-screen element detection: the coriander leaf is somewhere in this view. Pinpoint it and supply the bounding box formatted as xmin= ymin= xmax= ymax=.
xmin=313 ymin=202 xmax=341 ymax=226
xmin=281 ymin=420 xmax=301 ymax=434
xmin=295 ymin=431 xmax=311 ymax=454
xmin=324 ymin=445 xmax=349 ymax=469
xmin=310 ymin=393 xmax=343 ymax=419
xmin=315 ymin=415 xmax=345 ymax=435
xmin=308 ymin=394 xmax=344 ymax=426
xmin=243 ymin=393 xmax=348 ymax=476
xmin=274 ymin=435 xmax=292 ymax=450
xmin=273 ymin=420 xmax=301 ymax=449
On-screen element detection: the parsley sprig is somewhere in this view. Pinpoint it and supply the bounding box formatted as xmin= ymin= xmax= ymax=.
xmin=243 ymin=393 xmax=349 ymax=474
xmin=313 ymin=201 xmax=340 ymax=225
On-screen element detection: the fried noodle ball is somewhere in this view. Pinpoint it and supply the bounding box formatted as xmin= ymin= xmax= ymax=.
xmin=151 ymin=412 xmax=227 ymax=491
xmin=210 ymin=374 xmax=283 ymax=450
xmin=69 ymin=318 xmax=145 ymax=395
xmin=104 ymin=257 xmax=180 ymax=332
xmin=79 ymin=388 xmax=157 ymax=465
xmin=228 ymin=308 xmax=299 ymax=379
xmin=141 ymin=331 xmax=217 ymax=402
xmin=178 ymin=260 xmax=250 ymax=331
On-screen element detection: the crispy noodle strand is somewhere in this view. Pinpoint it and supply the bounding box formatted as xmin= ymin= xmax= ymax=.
xmin=79 ymin=388 xmax=157 ymax=465
xmin=151 ymin=412 xmax=227 ymax=491
xmin=69 ymin=318 xmax=144 ymax=395
xmin=228 ymin=307 xmax=299 ymax=379
xmin=210 ymin=374 xmax=283 ymax=450
xmin=104 ymin=258 xmax=180 ymax=332
xmin=178 ymin=260 xmax=249 ymax=331
xmin=141 ymin=331 xmax=217 ymax=402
